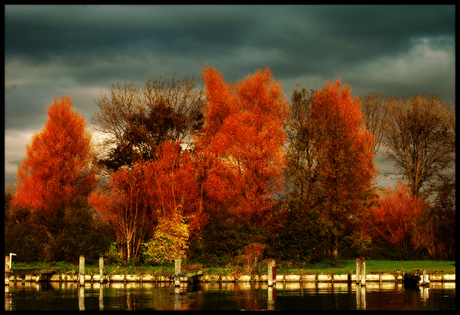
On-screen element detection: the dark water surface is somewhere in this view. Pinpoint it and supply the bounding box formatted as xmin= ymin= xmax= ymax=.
xmin=5 ymin=281 xmax=455 ymax=310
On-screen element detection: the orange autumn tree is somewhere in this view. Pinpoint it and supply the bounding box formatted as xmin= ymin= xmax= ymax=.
xmin=144 ymin=142 xmax=207 ymax=235
xmin=311 ymin=79 xmax=376 ymax=257
xmin=366 ymin=182 xmax=423 ymax=252
xmin=196 ymin=65 xmax=289 ymax=227
xmin=142 ymin=141 xmax=207 ymax=263
xmin=89 ymin=141 xmax=207 ymax=263
xmin=12 ymin=96 xmax=97 ymax=213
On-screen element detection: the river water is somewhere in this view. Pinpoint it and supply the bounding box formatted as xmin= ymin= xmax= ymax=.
xmin=5 ymin=281 xmax=455 ymax=310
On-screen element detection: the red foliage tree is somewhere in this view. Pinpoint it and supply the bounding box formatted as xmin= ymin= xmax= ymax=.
xmin=89 ymin=162 xmax=151 ymax=262
xmin=144 ymin=141 xmax=208 ymax=243
xmin=195 ymin=65 xmax=289 ymax=227
xmin=12 ymin=96 xmax=97 ymax=213
xmin=89 ymin=141 xmax=208 ymax=262
xmin=310 ymin=79 xmax=376 ymax=256
xmin=367 ymin=182 xmax=423 ymax=252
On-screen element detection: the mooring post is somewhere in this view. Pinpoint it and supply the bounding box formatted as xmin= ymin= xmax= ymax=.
xmin=360 ymin=257 xmax=366 ymax=286
xmin=356 ymin=258 xmax=361 ymax=284
xmin=174 ymin=259 xmax=181 ymax=287
xmin=5 ymin=256 xmax=10 ymax=271
xmin=79 ymin=255 xmax=85 ymax=286
xmin=99 ymin=256 xmax=104 ymax=283
xmin=5 ymin=256 xmax=10 ymax=285
xmin=421 ymin=269 xmax=429 ymax=286
xmin=267 ymin=259 xmax=276 ymax=287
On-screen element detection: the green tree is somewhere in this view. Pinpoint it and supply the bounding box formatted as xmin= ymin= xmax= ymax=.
xmin=5 ymin=189 xmax=111 ymax=263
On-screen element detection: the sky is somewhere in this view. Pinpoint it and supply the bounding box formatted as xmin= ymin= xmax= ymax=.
xmin=4 ymin=5 xmax=455 ymax=188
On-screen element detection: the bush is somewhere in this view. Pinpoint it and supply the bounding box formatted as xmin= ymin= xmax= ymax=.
xmin=143 ymin=210 xmax=190 ymax=265
xmin=4 ymin=201 xmax=112 ymax=264
xmin=4 ymin=206 xmax=48 ymax=263
xmin=45 ymin=204 xmax=112 ymax=264
xmin=189 ymin=217 xmax=266 ymax=266
xmin=105 ymin=242 xmax=123 ymax=265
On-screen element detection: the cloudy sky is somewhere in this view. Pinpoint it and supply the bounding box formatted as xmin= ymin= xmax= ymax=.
xmin=5 ymin=5 xmax=455 ymax=187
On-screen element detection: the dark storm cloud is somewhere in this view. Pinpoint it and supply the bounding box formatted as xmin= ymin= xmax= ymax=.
xmin=261 ymin=5 xmax=454 ymax=78
xmin=5 ymin=5 xmax=256 ymax=64
xmin=5 ymin=5 xmax=455 ymax=186
xmin=7 ymin=5 xmax=453 ymax=76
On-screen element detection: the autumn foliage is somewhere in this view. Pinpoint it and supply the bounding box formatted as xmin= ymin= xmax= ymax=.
xmin=144 ymin=142 xmax=207 ymax=238
xmin=89 ymin=141 xmax=207 ymax=262
xmin=12 ymin=96 xmax=97 ymax=213
xmin=311 ymin=80 xmax=376 ymax=210
xmin=302 ymin=80 xmax=376 ymax=256
xmin=196 ymin=65 xmax=289 ymax=227
xmin=7 ymin=67 xmax=454 ymax=265
xmin=366 ymin=182 xmax=423 ymax=252
xmin=89 ymin=162 xmax=151 ymax=262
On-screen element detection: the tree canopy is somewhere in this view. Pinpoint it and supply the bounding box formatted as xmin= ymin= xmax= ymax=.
xmin=12 ymin=96 xmax=97 ymax=213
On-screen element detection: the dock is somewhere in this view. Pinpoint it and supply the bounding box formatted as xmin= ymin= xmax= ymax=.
xmin=4 ymin=256 xmax=455 ymax=285
xmin=6 ymin=268 xmax=56 ymax=283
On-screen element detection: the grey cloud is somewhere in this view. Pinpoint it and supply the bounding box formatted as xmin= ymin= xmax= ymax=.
xmin=6 ymin=5 xmax=455 ymax=86
xmin=5 ymin=5 xmax=455 ymax=186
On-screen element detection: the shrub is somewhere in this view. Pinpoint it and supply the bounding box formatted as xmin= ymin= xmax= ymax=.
xmin=143 ymin=210 xmax=190 ymax=264
xmin=237 ymin=243 xmax=266 ymax=274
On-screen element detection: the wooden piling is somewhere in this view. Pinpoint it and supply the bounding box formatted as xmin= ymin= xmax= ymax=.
xmin=421 ymin=269 xmax=429 ymax=286
xmin=356 ymin=258 xmax=361 ymax=285
xmin=99 ymin=257 xmax=104 ymax=283
xmin=5 ymin=256 xmax=10 ymax=271
xmin=267 ymin=259 xmax=276 ymax=287
xmin=79 ymin=255 xmax=85 ymax=286
xmin=5 ymin=256 xmax=10 ymax=285
xmin=174 ymin=259 xmax=181 ymax=287
xmin=361 ymin=257 xmax=366 ymax=286
xmin=356 ymin=257 xmax=366 ymax=286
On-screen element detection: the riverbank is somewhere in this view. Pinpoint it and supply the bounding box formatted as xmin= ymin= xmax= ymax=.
xmin=6 ymin=272 xmax=456 ymax=284
xmin=9 ymin=260 xmax=456 ymax=276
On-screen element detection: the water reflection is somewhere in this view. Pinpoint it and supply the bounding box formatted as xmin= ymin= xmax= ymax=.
xmin=5 ymin=280 xmax=455 ymax=311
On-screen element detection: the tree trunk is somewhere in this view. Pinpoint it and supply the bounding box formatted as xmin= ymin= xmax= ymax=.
xmin=332 ymin=232 xmax=338 ymax=258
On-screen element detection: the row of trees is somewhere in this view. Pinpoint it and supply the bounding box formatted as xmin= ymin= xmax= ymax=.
xmin=5 ymin=65 xmax=455 ymax=265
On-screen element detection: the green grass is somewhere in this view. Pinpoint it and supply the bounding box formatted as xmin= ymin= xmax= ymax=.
xmin=11 ymin=260 xmax=455 ymax=276
xmin=276 ymin=260 xmax=455 ymax=275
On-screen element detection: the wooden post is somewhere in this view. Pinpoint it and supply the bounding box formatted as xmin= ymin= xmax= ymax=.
xmin=5 ymin=256 xmax=10 ymax=271
xmin=360 ymin=257 xmax=366 ymax=286
xmin=5 ymin=256 xmax=10 ymax=285
xmin=174 ymin=259 xmax=181 ymax=287
xmin=356 ymin=258 xmax=361 ymax=284
xmin=79 ymin=255 xmax=85 ymax=286
xmin=356 ymin=257 xmax=366 ymax=286
xmin=99 ymin=257 xmax=104 ymax=284
xmin=421 ymin=269 xmax=429 ymax=286
xmin=268 ymin=259 xmax=276 ymax=287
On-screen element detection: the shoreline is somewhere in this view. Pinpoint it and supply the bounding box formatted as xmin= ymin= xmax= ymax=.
xmin=6 ymin=272 xmax=456 ymax=284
